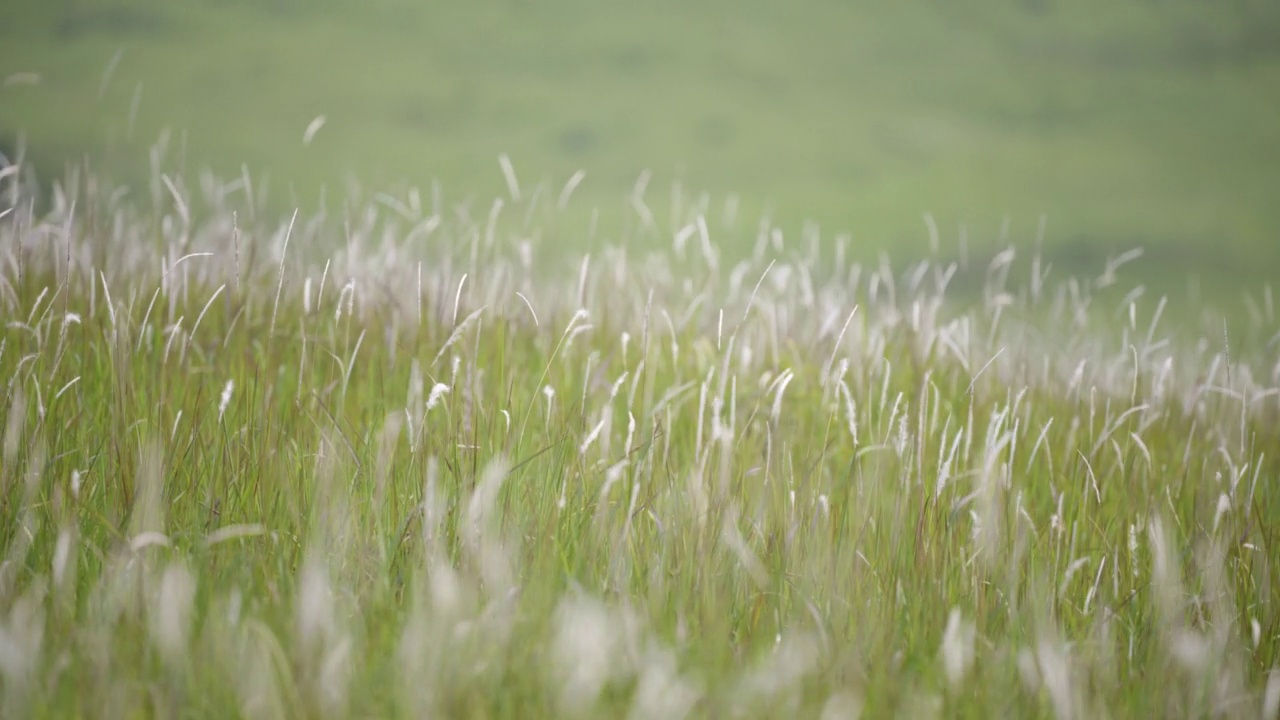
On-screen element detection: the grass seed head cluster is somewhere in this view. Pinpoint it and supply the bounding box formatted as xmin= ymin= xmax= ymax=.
xmin=0 ymin=155 xmax=1278 ymax=718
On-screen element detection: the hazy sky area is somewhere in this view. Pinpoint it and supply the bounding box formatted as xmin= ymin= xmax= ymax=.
xmin=2 ymin=0 xmax=1279 ymax=289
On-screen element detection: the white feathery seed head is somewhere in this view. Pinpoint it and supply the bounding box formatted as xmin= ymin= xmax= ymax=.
xmin=218 ymin=379 xmax=235 ymax=421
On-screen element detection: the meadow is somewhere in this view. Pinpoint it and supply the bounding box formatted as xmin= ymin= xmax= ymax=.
xmin=4 ymin=2 xmax=1280 ymax=715
xmin=0 ymin=153 xmax=1278 ymax=717
xmin=4 ymin=0 xmax=1280 ymax=293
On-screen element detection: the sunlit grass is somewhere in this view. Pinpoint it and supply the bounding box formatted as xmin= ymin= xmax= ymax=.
xmin=0 ymin=158 xmax=1278 ymax=718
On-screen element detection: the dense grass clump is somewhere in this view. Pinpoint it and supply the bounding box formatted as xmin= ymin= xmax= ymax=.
xmin=0 ymin=164 xmax=1278 ymax=718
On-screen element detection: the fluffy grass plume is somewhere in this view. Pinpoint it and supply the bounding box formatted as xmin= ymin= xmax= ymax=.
xmin=0 ymin=159 xmax=1277 ymax=719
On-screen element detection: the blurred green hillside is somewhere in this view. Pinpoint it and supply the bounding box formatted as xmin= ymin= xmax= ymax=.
xmin=3 ymin=0 xmax=1280 ymax=287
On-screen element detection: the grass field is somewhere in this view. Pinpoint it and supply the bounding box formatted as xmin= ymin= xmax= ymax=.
xmin=3 ymin=2 xmax=1280 ymax=716
xmin=0 ymin=157 xmax=1278 ymax=717
xmin=3 ymin=0 xmax=1280 ymax=290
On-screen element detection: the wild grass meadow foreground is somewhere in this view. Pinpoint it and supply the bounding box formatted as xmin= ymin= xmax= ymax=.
xmin=0 ymin=158 xmax=1278 ymax=719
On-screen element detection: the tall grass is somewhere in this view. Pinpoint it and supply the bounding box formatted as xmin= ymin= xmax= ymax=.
xmin=0 ymin=156 xmax=1277 ymax=718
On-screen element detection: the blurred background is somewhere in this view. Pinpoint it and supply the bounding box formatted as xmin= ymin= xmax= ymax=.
xmin=2 ymin=0 xmax=1279 ymax=296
